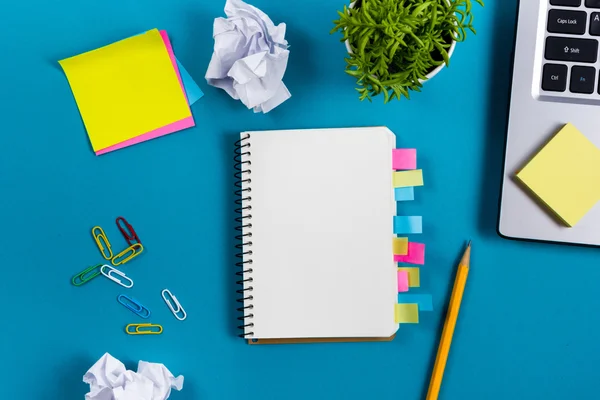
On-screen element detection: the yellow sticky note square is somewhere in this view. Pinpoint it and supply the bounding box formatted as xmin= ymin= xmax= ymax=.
xmin=59 ymin=29 xmax=191 ymax=151
xmin=395 ymin=303 xmax=419 ymax=323
xmin=393 ymin=237 xmax=408 ymax=255
xmin=398 ymin=267 xmax=420 ymax=287
xmin=516 ymin=123 xmax=600 ymax=227
xmin=393 ymin=170 xmax=424 ymax=188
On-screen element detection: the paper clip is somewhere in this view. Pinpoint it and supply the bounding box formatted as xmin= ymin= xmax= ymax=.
xmin=92 ymin=226 xmax=113 ymax=260
xmin=125 ymin=323 xmax=163 ymax=335
xmin=72 ymin=264 xmax=103 ymax=286
xmin=117 ymin=294 xmax=151 ymax=318
xmin=116 ymin=216 xmax=141 ymax=246
xmin=161 ymin=289 xmax=187 ymax=321
xmin=100 ymin=265 xmax=133 ymax=288
xmin=112 ymin=243 xmax=144 ymax=266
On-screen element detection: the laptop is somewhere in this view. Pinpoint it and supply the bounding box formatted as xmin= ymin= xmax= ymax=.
xmin=499 ymin=0 xmax=600 ymax=246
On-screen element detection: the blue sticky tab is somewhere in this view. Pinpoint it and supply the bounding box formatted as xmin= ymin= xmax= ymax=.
xmin=394 ymin=216 xmax=422 ymax=234
xmin=176 ymin=59 xmax=204 ymax=105
xmin=397 ymin=294 xmax=433 ymax=311
xmin=395 ymin=187 xmax=415 ymax=201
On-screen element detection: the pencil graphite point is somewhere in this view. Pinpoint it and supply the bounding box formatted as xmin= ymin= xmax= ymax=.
xmin=461 ymin=241 xmax=471 ymax=268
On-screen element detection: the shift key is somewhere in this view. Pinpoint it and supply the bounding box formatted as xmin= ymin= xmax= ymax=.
xmin=545 ymin=36 xmax=598 ymax=63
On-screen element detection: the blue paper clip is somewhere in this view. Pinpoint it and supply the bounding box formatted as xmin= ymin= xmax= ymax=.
xmin=117 ymin=294 xmax=151 ymax=318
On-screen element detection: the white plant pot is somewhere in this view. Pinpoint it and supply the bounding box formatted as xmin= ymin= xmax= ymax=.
xmin=344 ymin=1 xmax=456 ymax=82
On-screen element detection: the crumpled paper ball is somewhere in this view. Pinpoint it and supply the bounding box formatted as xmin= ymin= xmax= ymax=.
xmin=83 ymin=353 xmax=184 ymax=400
xmin=205 ymin=0 xmax=291 ymax=113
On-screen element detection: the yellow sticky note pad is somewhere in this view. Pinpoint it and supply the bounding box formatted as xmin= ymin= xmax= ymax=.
xmin=393 ymin=237 xmax=408 ymax=255
xmin=516 ymin=123 xmax=600 ymax=227
xmin=59 ymin=29 xmax=191 ymax=151
xmin=395 ymin=303 xmax=419 ymax=323
xmin=393 ymin=170 xmax=423 ymax=188
xmin=398 ymin=267 xmax=420 ymax=287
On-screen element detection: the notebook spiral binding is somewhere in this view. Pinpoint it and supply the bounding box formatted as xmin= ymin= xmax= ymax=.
xmin=234 ymin=134 xmax=254 ymax=338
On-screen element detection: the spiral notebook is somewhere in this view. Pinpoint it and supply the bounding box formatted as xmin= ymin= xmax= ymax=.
xmin=235 ymin=127 xmax=398 ymax=344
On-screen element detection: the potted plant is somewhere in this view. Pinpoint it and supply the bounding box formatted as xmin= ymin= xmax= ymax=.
xmin=331 ymin=0 xmax=484 ymax=102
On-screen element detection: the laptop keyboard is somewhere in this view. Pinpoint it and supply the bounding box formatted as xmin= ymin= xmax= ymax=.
xmin=542 ymin=0 xmax=600 ymax=95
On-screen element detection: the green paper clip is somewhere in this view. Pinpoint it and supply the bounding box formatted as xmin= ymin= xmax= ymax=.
xmin=72 ymin=264 xmax=103 ymax=286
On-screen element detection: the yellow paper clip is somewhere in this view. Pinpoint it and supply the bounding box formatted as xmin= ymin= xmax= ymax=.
xmin=92 ymin=226 xmax=113 ymax=260
xmin=125 ymin=323 xmax=163 ymax=335
xmin=112 ymin=243 xmax=144 ymax=266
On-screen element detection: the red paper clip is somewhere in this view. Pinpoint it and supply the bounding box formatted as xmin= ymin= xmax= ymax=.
xmin=116 ymin=217 xmax=141 ymax=246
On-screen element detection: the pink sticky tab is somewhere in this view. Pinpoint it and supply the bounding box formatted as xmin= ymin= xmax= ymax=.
xmin=394 ymin=242 xmax=425 ymax=265
xmin=397 ymin=270 xmax=409 ymax=292
xmin=392 ymin=149 xmax=417 ymax=170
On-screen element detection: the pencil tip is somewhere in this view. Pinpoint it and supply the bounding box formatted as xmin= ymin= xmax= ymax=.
xmin=461 ymin=240 xmax=472 ymax=267
xmin=467 ymin=240 xmax=472 ymax=247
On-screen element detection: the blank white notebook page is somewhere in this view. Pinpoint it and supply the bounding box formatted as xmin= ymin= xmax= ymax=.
xmin=240 ymin=127 xmax=398 ymax=339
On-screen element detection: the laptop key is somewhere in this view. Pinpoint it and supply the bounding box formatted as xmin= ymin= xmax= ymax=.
xmin=551 ymin=0 xmax=581 ymax=5
xmin=586 ymin=0 xmax=600 ymax=8
xmin=542 ymin=64 xmax=568 ymax=92
xmin=570 ymin=66 xmax=596 ymax=93
xmin=548 ymin=9 xmax=587 ymax=35
xmin=545 ymin=36 xmax=598 ymax=63
xmin=591 ymin=12 xmax=600 ymax=35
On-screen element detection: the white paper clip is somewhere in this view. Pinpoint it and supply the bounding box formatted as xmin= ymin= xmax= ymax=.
xmin=100 ymin=265 xmax=134 ymax=288
xmin=161 ymin=289 xmax=187 ymax=321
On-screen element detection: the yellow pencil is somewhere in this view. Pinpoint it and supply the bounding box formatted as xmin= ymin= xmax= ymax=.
xmin=426 ymin=241 xmax=471 ymax=400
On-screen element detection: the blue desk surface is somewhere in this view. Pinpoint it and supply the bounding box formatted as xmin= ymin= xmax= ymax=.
xmin=3 ymin=0 xmax=600 ymax=399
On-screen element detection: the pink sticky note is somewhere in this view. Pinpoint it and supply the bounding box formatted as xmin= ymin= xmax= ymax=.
xmin=392 ymin=149 xmax=417 ymax=170
xmin=394 ymin=242 xmax=425 ymax=265
xmin=397 ymin=270 xmax=409 ymax=292
xmin=95 ymin=30 xmax=194 ymax=155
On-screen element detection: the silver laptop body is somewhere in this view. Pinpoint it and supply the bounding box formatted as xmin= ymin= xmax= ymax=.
xmin=499 ymin=0 xmax=600 ymax=246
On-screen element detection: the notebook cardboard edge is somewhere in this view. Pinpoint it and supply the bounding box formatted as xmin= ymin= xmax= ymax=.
xmin=248 ymin=334 xmax=396 ymax=345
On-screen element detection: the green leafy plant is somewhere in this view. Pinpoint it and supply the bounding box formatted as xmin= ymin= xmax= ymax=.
xmin=331 ymin=0 xmax=484 ymax=102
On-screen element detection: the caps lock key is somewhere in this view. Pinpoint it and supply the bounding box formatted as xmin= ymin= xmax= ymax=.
xmin=547 ymin=9 xmax=587 ymax=35
xmin=545 ymin=36 xmax=599 ymax=63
